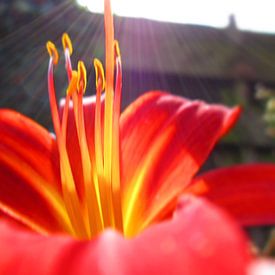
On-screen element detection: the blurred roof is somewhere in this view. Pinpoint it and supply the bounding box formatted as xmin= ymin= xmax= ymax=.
xmin=117 ymin=17 xmax=275 ymax=82
xmin=1 ymin=2 xmax=275 ymax=82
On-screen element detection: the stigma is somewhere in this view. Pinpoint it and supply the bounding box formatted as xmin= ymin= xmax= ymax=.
xmin=46 ymin=29 xmax=123 ymax=239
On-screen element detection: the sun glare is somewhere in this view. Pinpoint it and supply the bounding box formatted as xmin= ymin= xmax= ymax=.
xmin=77 ymin=0 xmax=275 ymax=33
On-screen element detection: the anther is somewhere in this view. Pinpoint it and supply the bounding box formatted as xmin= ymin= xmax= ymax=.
xmin=62 ymin=33 xmax=73 ymax=56
xmin=66 ymin=71 xmax=78 ymax=96
xmin=46 ymin=41 xmax=59 ymax=65
xmin=114 ymin=40 xmax=121 ymax=60
xmin=94 ymin=58 xmax=105 ymax=91
xmin=77 ymin=61 xmax=87 ymax=94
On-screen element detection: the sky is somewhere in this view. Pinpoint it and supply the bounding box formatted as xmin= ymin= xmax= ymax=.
xmin=77 ymin=0 xmax=275 ymax=34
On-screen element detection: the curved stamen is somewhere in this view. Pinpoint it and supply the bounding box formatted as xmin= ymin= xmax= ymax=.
xmin=77 ymin=61 xmax=87 ymax=93
xmin=62 ymin=33 xmax=73 ymax=56
xmin=66 ymin=71 xmax=78 ymax=97
xmin=94 ymin=58 xmax=105 ymax=178
xmin=46 ymin=41 xmax=59 ymax=65
xmin=112 ymin=40 xmax=123 ymax=232
xmin=61 ymin=33 xmax=74 ymax=140
xmin=62 ymin=33 xmax=73 ymax=81
xmin=47 ymin=43 xmax=89 ymax=238
xmin=94 ymin=58 xmax=114 ymax=229
xmin=61 ymin=71 xmax=78 ymax=141
xmin=74 ymin=61 xmax=104 ymax=235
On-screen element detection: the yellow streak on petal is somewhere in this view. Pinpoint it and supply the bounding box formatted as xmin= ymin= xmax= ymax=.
xmin=0 ymin=202 xmax=52 ymax=235
xmin=123 ymin=125 xmax=175 ymax=237
xmin=0 ymin=147 xmax=73 ymax=234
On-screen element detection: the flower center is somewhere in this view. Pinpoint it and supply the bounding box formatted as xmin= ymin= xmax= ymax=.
xmin=45 ymin=0 xmax=124 ymax=239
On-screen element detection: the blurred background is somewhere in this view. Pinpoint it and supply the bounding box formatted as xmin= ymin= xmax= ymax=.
xmin=1 ymin=0 xmax=275 ymax=253
xmin=1 ymin=0 xmax=275 ymax=171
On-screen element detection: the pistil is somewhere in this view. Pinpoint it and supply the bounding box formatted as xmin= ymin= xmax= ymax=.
xmin=102 ymin=0 xmax=116 ymax=228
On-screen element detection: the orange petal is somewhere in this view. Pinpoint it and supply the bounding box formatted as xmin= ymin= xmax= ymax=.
xmin=0 ymin=110 xmax=67 ymax=234
xmin=0 ymin=196 xmax=250 ymax=275
xmin=120 ymin=91 xmax=241 ymax=236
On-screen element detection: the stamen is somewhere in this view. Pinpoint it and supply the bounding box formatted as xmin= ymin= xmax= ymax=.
xmin=62 ymin=33 xmax=73 ymax=56
xmin=47 ymin=50 xmax=89 ymax=238
xmin=94 ymin=58 xmax=106 ymax=91
xmin=66 ymin=71 xmax=78 ymax=96
xmin=93 ymin=58 xmax=115 ymax=230
xmin=61 ymin=34 xmax=75 ymax=141
xmin=46 ymin=41 xmax=59 ymax=65
xmin=112 ymin=40 xmax=123 ymax=232
xmin=61 ymin=71 xmax=78 ymax=141
xmin=77 ymin=61 xmax=87 ymax=94
xmin=62 ymin=33 xmax=73 ymax=81
xmin=114 ymin=40 xmax=121 ymax=60
xmin=94 ymin=58 xmax=105 ymax=177
xmin=72 ymin=61 xmax=104 ymax=235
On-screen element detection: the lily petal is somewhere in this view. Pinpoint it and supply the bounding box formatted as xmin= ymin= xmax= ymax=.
xmin=0 ymin=109 xmax=67 ymax=234
xmin=0 ymin=196 xmax=250 ymax=275
xmin=188 ymin=164 xmax=275 ymax=226
xmin=120 ymin=91 xmax=241 ymax=235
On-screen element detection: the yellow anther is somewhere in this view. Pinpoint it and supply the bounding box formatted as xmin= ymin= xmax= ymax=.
xmin=114 ymin=40 xmax=121 ymax=60
xmin=62 ymin=33 xmax=73 ymax=56
xmin=77 ymin=61 xmax=87 ymax=94
xmin=66 ymin=71 xmax=78 ymax=96
xmin=94 ymin=58 xmax=105 ymax=91
xmin=46 ymin=41 xmax=59 ymax=65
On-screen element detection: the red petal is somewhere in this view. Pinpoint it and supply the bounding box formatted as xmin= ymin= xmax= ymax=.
xmin=188 ymin=164 xmax=275 ymax=226
xmin=120 ymin=91 xmax=241 ymax=235
xmin=0 ymin=110 xmax=65 ymax=233
xmin=0 ymin=109 xmax=61 ymax=190
xmin=0 ymin=196 xmax=250 ymax=275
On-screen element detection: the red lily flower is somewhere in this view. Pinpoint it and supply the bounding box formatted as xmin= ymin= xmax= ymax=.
xmin=0 ymin=0 xmax=275 ymax=273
